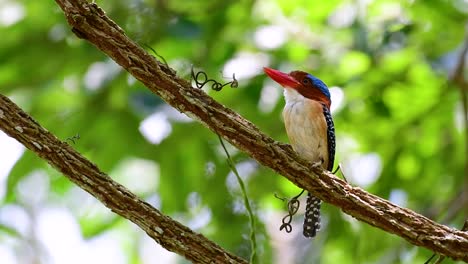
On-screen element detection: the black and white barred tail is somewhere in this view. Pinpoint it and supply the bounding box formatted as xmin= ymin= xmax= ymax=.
xmin=303 ymin=105 xmax=334 ymax=238
xmin=303 ymin=192 xmax=321 ymax=237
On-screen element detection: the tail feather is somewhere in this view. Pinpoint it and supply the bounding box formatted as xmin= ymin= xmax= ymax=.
xmin=303 ymin=192 xmax=321 ymax=237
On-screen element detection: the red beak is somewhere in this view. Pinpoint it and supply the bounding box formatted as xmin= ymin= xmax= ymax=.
xmin=263 ymin=67 xmax=300 ymax=88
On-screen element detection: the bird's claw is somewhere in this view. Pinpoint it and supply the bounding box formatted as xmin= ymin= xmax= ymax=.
xmin=311 ymin=161 xmax=323 ymax=169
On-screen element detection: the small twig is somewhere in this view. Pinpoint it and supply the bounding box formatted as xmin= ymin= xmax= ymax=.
xmin=218 ymin=136 xmax=257 ymax=264
xmin=66 ymin=134 xmax=80 ymax=144
xmin=332 ymin=164 xmax=340 ymax=174
xmin=332 ymin=163 xmax=349 ymax=183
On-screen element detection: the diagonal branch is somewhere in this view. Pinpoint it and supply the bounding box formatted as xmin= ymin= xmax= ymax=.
xmin=3 ymin=0 xmax=466 ymax=261
xmin=0 ymin=95 xmax=247 ymax=264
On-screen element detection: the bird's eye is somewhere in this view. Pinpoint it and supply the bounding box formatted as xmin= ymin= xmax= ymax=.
xmin=302 ymin=78 xmax=310 ymax=85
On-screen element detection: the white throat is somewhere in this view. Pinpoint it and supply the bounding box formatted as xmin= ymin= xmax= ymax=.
xmin=283 ymin=88 xmax=306 ymax=105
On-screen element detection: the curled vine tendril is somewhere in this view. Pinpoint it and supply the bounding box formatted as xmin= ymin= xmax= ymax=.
xmin=274 ymin=189 xmax=305 ymax=233
xmin=191 ymin=65 xmax=238 ymax=91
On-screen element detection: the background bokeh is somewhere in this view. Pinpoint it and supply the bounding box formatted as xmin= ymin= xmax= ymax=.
xmin=0 ymin=0 xmax=467 ymax=263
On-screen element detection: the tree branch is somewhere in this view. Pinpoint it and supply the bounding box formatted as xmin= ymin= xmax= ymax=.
xmin=0 ymin=95 xmax=247 ymax=263
xmin=2 ymin=0 xmax=465 ymax=261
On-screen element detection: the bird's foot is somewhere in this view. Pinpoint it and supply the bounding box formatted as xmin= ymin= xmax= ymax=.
xmin=311 ymin=160 xmax=323 ymax=169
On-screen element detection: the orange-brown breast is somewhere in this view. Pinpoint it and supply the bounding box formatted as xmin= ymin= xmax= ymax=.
xmin=283 ymin=93 xmax=329 ymax=169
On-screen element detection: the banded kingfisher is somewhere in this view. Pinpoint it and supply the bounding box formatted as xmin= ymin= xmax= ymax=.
xmin=264 ymin=67 xmax=335 ymax=238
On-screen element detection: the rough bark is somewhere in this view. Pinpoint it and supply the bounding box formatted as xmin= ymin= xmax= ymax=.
xmin=0 ymin=95 xmax=247 ymax=263
xmin=1 ymin=0 xmax=466 ymax=262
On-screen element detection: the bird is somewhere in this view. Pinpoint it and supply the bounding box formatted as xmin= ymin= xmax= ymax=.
xmin=264 ymin=67 xmax=335 ymax=238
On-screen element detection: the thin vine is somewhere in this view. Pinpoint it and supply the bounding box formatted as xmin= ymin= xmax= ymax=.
xmin=218 ymin=135 xmax=257 ymax=264
xmin=192 ymin=67 xmax=256 ymax=263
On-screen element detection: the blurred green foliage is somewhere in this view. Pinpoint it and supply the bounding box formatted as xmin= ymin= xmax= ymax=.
xmin=0 ymin=0 xmax=466 ymax=263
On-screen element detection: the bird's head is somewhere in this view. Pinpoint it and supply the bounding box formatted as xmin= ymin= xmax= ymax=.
xmin=263 ymin=67 xmax=331 ymax=108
